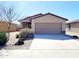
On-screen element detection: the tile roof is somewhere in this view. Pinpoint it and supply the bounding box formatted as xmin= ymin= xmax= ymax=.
xmin=19 ymin=13 xmax=68 ymax=21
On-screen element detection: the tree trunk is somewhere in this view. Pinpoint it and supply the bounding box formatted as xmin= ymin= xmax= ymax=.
xmin=7 ymin=23 xmax=11 ymax=41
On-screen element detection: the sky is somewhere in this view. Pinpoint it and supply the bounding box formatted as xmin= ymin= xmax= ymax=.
xmin=0 ymin=1 xmax=79 ymax=22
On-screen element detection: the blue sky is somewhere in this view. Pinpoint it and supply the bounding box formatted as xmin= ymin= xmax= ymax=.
xmin=0 ymin=1 xmax=79 ymax=21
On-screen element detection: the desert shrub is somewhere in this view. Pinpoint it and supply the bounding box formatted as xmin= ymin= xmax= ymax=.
xmin=19 ymin=28 xmax=33 ymax=37
xmin=20 ymin=28 xmax=33 ymax=34
xmin=15 ymin=28 xmax=33 ymax=45
xmin=18 ymin=28 xmax=34 ymax=41
xmin=0 ymin=32 xmax=7 ymax=46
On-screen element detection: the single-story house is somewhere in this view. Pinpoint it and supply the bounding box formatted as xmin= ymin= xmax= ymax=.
xmin=0 ymin=21 xmax=19 ymax=32
xmin=66 ymin=19 xmax=79 ymax=33
xmin=19 ymin=13 xmax=68 ymax=34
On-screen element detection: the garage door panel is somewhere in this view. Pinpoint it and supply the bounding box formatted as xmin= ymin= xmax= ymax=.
xmin=35 ymin=23 xmax=62 ymax=34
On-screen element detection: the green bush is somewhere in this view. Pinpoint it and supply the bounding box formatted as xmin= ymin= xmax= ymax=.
xmin=0 ymin=32 xmax=7 ymax=46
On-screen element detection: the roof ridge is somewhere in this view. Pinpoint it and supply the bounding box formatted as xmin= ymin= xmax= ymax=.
xmin=19 ymin=12 xmax=68 ymax=21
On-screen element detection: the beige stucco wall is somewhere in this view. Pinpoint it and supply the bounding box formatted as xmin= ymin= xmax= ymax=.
xmin=32 ymin=14 xmax=66 ymax=33
xmin=66 ymin=22 xmax=79 ymax=33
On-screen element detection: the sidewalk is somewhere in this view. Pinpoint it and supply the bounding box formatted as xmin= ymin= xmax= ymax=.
xmin=0 ymin=49 xmax=79 ymax=58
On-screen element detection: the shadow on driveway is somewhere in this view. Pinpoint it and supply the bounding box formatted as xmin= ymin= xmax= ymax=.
xmin=34 ymin=34 xmax=73 ymax=40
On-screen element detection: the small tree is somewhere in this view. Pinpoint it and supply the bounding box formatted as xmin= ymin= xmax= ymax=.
xmin=0 ymin=6 xmax=19 ymax=41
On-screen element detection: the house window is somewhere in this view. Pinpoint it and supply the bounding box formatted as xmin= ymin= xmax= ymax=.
xmin=28 ymin=22 xmax=31 ymax=28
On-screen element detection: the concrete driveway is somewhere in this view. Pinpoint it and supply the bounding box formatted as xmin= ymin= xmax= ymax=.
xmin=30 ymin=34 xmax=79 ymax=49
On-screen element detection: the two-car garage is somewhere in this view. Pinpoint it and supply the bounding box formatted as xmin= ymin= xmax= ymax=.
xmin=35 ymin=23 xmax=62 ymax=34
xmin=31 ymin=13 xmax=67 ymax=34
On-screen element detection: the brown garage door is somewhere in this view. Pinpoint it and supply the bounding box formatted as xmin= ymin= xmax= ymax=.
xmin=35 ymin=23 xmax=62 ymax=34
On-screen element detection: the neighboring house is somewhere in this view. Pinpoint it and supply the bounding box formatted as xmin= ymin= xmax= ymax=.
xmin=0 ymin=21 xmax=19 ymax=32
xmin=66 ymin=19 xmax=79 ymax=33
xmin=19 ymin=13 xmax=68 ymax=34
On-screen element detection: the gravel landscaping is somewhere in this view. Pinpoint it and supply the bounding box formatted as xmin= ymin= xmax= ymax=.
xmin=0 ymin=32 xmax=33 ymax=50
